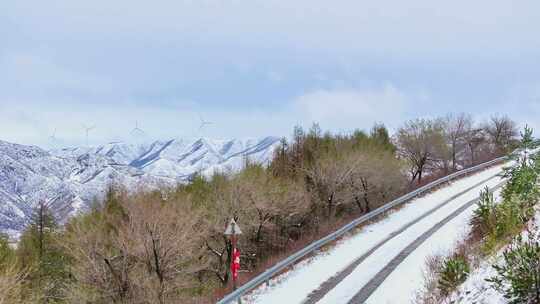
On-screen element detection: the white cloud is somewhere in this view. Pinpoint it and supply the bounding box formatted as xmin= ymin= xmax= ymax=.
xmin=291 ymin=85 xmax=409 ymax=131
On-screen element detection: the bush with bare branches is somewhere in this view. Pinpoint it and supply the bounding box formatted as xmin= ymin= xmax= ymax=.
xmin=62 ymin=191 xmax=208 ymax=304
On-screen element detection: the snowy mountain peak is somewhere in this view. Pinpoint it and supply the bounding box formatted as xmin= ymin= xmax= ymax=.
xmin=0 ymin=136 xmax=280 ymax=237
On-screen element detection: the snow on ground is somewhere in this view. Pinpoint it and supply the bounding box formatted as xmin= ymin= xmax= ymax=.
xmin=317 ymin=177 xmax=505 ymax=304
xmin=446 ymin=210 xmax=540 ymax=304
xmin=447 ymin=256 xmax=505 ymax=304
xmin=365 ymin=188 xmax=502 ymax=304
xmin=243 ymin=164 xmax=506 ymax=304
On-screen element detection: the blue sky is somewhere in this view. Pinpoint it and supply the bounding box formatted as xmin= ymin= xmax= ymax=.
xmin=1 ymin=0 xmax=540 ymax=147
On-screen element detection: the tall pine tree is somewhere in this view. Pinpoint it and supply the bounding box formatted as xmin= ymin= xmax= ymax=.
xmin=17 ymin=201 xmax=68 ymax=303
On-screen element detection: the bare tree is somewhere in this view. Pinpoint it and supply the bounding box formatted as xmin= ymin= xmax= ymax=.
xmin=484 ymin=114 xmax=518 ymax=154
xmin=346 ymin=151 xmax=405 ymax=213
xmin=396 ymin=119 xmax=446 ymax=183
xmin=117 ymin=196 xmax=206 ymax=304
xmin=62 ymin=192 xmax=207 ymax=304
xmin=442 ymin=113 xmax=473 ymax=171
xmin=235 ymin=168 xmax=308 ymax=245
xmin=463 ymin=127 xmax=486 ymax=165
xmin=62 ymin=213 xmax=120 ymax=303
xmin=304 ymin=153 xmax=360 ymax=218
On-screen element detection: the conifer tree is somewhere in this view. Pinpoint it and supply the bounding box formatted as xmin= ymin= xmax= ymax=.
xmin=502 ymin=126 xmax=540 ymax=203
xmin=17 ymin=201 xmax=68 ymax=303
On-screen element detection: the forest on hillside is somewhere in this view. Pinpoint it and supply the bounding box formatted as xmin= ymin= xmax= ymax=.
xmin=0 ymin=113 xmax=519 ymax=304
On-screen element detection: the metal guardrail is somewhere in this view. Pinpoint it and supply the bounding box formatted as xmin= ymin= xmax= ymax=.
xmin=217 ymin=156 xmax=507 ymax=304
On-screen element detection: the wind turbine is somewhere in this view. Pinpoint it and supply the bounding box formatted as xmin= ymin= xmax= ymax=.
xmin=198 ymin=114 xmax=213 ymax=134
xmin=48 ymin=128 xmax=58 ymax=149
xmin=82 ymin=124 xmax=96 ymax=147
xmin=130 ymin=120 xmax=145 ymax=136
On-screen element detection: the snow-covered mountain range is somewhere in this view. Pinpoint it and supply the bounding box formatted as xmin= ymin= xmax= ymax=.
xmin=0 ymin=137 xmax=280 ymax=237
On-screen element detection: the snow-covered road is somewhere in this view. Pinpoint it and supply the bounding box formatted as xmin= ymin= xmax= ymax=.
xmin=243 ymin=163 xmax=507 ymax=304
xmin=361 ymin=188 xmax=503 ymax=304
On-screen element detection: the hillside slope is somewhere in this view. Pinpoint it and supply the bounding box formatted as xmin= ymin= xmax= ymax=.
xmin=0 ymin=137 xmax=280 ymax=237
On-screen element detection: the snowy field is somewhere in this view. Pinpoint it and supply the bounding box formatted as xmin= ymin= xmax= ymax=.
xmin=243 ymin=164 xmax=507 ymax=304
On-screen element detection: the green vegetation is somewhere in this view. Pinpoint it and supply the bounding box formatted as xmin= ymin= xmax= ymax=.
xmin=483 ymin=127 xmax=540 ymax=303
xmin=0 ymin=233 xmax=22 ymax=304
xmin=488 ymin=234 xmax=540 ymax=304
xmin=17 ymin=202 xmax=70 ymax=303
xmin=471 ymin=125 xmax=540 ymax=252
xmin=437 ymin=255 xmax=470 ymax=297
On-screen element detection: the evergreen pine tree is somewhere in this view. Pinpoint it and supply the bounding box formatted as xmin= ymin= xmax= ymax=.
xmin=17 ymin=201 xmax=68 ymax=303
xmin=488 ymin=235 xmax=540 ymax=303
xmin=502 ymin=126 xmax=540 ymax=203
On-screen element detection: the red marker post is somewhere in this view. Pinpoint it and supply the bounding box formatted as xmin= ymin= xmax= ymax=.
xmin=231 ymin=247 xmax=241 ymax=281
xmin=224 ymin=218 xmax=243 ymax=295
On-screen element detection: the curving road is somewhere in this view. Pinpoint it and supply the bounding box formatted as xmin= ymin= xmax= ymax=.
xmin=244 ymin=164 xmax=506 ymax=304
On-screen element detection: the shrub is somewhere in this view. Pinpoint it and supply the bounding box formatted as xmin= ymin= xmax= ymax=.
xmin=488 ymin=234 xmax=540 ymax=304
xmin=414 ymin=254 xmax=444 ymax=304
xmin=469 ymin=188 xmax=525 ymax=251
xmin=503 ymin=164 xmax=540 ymax=204
xmin=438 ymin=255 xmax=470 ymax=296
xmin=470 ymin=187 xmax=497 ymax=238
xmin=502 ymin=125 xmax=540 ymax=204
xmin=471 ymin=135 xmax=540 ymax=251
